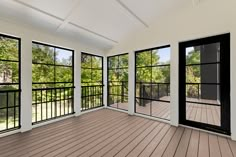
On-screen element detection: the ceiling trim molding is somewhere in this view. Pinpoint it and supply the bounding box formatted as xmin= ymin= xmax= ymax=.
xmin=56 ymin=0 xmax=81 ymax=31
xmin=69 ymin=22 xmax=118 ymax=44
xmin=115 ymin=0 xmax=149 ymax=28
xmin=13 ymin=0 xmax=118 ymax=44
xmin=13 ymin=0 xmax=63 ymax=21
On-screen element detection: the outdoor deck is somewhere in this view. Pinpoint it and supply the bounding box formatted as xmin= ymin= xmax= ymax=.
xmin=110 ymin=97 xmax=220 ymax=126
xmin=0 ymin=109 xmax=234 ymax=157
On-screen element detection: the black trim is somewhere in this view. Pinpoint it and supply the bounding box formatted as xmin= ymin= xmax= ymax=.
xmin=32 ymin=42 xmax=74 ymax=124
xmin=134 ymin=45 xmax=171 ymax=119
xmin=179 ymin=33 xmax=231 ymax=135
xmin=0 ymin=33 xmax=21 ymax=133
xmin=107 ymin=53 xmax=129 ymax=111
xmin=32 ymin=41 xmax=73 ymax=52
xmin=81 ymin=52 xmax=104 ymax=111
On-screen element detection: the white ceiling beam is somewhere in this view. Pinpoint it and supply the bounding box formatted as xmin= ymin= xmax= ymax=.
xmin=69 ymin=22 xmax=118 ymax=43
xmin=13 ymin=0 xmax=118 ymax=44
xmin=13 ymin=0 xmax=64 ymax=21
xmin=115 ymin=0 xmax=149 ymax=28
xmin=56 ymin=0 xmax=81 ymax=31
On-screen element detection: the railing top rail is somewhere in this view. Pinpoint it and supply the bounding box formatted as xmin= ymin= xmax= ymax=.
xmin=32 ymin=82 xmax=73 ymax=84
xmin=136 ymin=82 xmax=170 ymax=85
xmin=32 ymin=86 xmax=75 ymax=91
xmin=81 ymin=85 xmax=104 ymax=88
xmin=0 ymin=89 xmax=21 ymax=93
xmin=108 ymin=81 xmax=128 ymax=82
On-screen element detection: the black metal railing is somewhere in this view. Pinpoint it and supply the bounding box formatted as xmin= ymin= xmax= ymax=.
xmin=32 ymin=86 xmax=74 ymax=124
xmin=186 ymin=82 xmax=220 ymax=106
xmin=108 ymin=81 xmax=128 ymax=110
xmin=0 ymin=90 xmax=20 ymax=132
xmin=136 ymin=82 xmax=170 ymax=106
xmin=81 ymin=85 xmax=103 ymax=111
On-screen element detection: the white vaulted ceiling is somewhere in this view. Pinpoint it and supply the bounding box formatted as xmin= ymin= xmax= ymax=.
xmin=0 ymin=0 xmax=192 ymax=51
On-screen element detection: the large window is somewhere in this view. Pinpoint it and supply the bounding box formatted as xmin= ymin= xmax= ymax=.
xmin=81 ymin=53 xmax=103 ymax=111
xmin=135 ymin=46 xmax=170 ymax=120
xmin=32 ymin=42 xmax=74 ymax=124
xmin=0 ymin=34 xmax=20 ymax=132
xmin=108 ymin=54 xmax=128 ymax=111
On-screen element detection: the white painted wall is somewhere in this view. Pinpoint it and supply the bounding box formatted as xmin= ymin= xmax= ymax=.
xmin=0 ymin=18 xmax=106 ymax=133
xmin=108 ymin=0 xmax=236 ymax=140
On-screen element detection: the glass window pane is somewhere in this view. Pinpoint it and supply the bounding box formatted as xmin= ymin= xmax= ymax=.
xmin=108 ymin=56 xmax=118 ymax=69
xmin=92 ymin=70 xmax=102 ymax=82
xmin=136 ymin=67 xmax=151 ymax=82
xmin=0 ymin=61 xmax=19 ymax=84
xmin=152 ymin=66 xmax=170 ymax=83
xmin=56 ymin=66 xmax=72 ymax=82
xmin=119 ymin=69 xmax=128 ymax=82
xmin=151 ymin=84 xmax=170 ymax=101
xmin=152 ymin=47 xmax=170 ymax=65
xmin=108 ymin=70 xmax=118 ymax=81
xmin=32 ymin=64 xmax=54 ymax=83
xmin=186 ymin=42 xmax=220 ymax=65
xmin=0 ymin=37 xmax=19 ymax=61
xmin=81 ymin=54 xmax=91 ymax=68
xmin=55 ymin=48 xmax=72 ymax=66
xmin=81 ymin=68 xmax=92 ymax=84
xmin=118 ymin=55 xmax=128 ymax=68
xmin=32 ymin=44 xmax=54 ymax=64
xmin=92 ymin=56 xmax=102 ymax=69
xmin=136 ymin=51 xmax=152 ymax=67
xmin=186 ymin=64 xmax=219 ymax=84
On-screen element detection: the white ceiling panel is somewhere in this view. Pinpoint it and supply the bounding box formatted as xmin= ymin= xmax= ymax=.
xmin=0 ymin=0 xmax=62 ymax=31
xmin=0 ymin=0 xmax=194 ymax=50
xmin=17 ymin=0 xmax=77 ymax=19
xmin=61 ymin=24 xmax=115 ymax=50
xmin=70 ymin=0 xmax=144 ymax=42
xmin=117 ymin=0 xmax=191 ymax=25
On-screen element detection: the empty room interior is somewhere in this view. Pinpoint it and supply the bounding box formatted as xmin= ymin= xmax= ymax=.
xmin=0 ymin=0 xmax=236 ymax=156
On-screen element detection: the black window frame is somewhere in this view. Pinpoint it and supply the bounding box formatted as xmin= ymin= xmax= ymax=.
xmin=32 ymin=41 xmax=75 ymax=125
xmin=81 ymin=52 xmax=104 ymax=111
xmin=135 ymin=45 xmax=171 ymax=120
xmin=107 ymin=53 xmax=129 ymax=111
xmin=0 ymin=33 xmax=21 ymax=133
xmin=179 ymin=33 xmax=231 ymax=135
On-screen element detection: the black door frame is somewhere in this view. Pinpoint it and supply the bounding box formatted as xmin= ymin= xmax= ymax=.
xmin=179 ymin=33 xmax=231 ymax=135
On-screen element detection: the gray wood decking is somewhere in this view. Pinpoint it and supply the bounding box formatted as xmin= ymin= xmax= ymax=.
xmin=0 ymin=109 xmax=234 ymax=157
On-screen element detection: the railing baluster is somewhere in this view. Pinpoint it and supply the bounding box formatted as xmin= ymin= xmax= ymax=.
xmin=60 ymin=88 xmax=61 ymax=116
xmin=51 ymin=89 xmax=53 ymax=118
xmin=64 ymin=88 xmax=65 ymax=115
xmin=46 ymin=89 xmax=48 ymax=120
xmin=41 ymin=90 xmax=43 ymax=120
xmin=6 ymin=92 xmax=9 ymax=129
xmin=35 ymin=90 xmax=37 ymax=122
xmin=14 ymin=92 xmax=16 ymax=128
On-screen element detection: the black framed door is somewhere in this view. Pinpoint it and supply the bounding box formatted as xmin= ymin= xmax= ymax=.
xmin=179 ymin=33 xmax=230 ymax=135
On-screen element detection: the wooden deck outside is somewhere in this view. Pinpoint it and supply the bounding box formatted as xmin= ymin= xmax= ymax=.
xmin=0 ymin=109 xmax=234 ymax=157
xmin=110 ymin=97 xmax=220 ymax=125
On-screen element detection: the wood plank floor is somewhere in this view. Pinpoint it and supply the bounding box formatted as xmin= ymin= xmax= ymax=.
xmin=110 ymin=98 xmax=220 ymax=125
xmin=0 ymin=109 xmax=234 ymax=157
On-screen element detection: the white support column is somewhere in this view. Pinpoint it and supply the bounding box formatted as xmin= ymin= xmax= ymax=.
xmin=103 ymin=56 xmax=107 ymax=108
xmin=128 ymin=51 xmax=135 ymax=115
xmin=21 ymin=36 xmax=32 ymax=132
xmin=74 ymin=51 xmax=81 ymax=116
xmin=231 ymin=30 xmax=236 ymax=141
xmin=170 ymin=42 xmax=179 ymax=126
